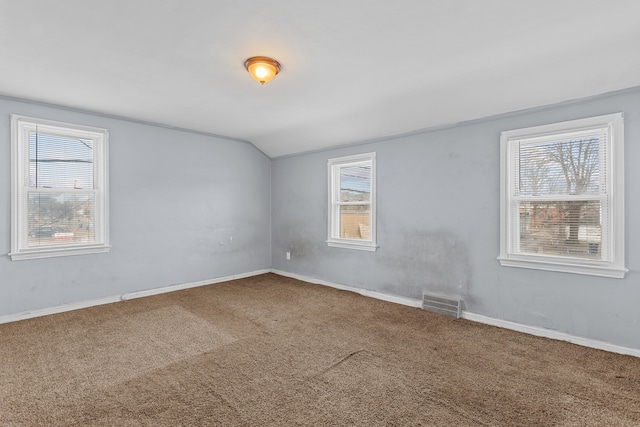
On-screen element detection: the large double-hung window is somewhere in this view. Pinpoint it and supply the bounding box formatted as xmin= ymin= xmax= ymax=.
xmin=10 ymin=115 xmax=110 ymax=260
xmin=499 ymin=113 xmax=625 ymax=278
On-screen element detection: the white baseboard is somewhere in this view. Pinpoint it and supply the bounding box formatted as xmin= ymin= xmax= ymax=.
xmin=270 ymin=269 xmax=423 ymax=308
xmin=270 ymin=269 xmax=640 ymax=359
xmin=0 ymin=295 xmax=123 ymax=326
xmin=461 ymin=312 xmax=640 ymax=358
xmin=120 ymin=269 xmax=271 ymax=301
xmin=0 ymin=269 xmax=271 ymax=325
xmin=3 ymin=268 xmax=639 ymax=359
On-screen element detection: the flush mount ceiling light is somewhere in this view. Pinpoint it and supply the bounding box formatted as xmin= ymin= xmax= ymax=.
xmin=244 ymin=56 xmax=281 ymax=85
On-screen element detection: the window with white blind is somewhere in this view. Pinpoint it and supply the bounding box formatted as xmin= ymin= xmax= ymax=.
xmin=499 ymin=113 xmax=626 ymax=278
xmin=10 ymin=115 xmax=110 ymax=260
xmin=327 ymin=152 xmax=377 ymax=251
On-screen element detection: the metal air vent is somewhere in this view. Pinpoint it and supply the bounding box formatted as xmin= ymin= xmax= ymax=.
xmin=422 ymin=293 xmax=462 ymax=318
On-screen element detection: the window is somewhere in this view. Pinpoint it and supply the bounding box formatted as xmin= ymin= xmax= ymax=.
xmin=327 ymin=152 xmax=377 ymax=251
xmin=10 ymin=115 xmax=110 ymax=260
xmin=499 ymin=113 xmax=626 ymax=278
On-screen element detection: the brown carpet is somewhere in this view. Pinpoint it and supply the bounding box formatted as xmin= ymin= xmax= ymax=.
xmin=1 ymin=273 xmax=639 ymax=426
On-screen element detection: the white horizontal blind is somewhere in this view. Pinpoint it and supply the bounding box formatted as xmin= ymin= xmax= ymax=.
xmin=29 ymin=131 xmax=94 ymax=189
xmin=511 ymin=128 xmax=607 ymax=260
xmin=499 ymin=113 xmax=625 ymax=278
xmin=26 ymin=126 xmax=97 ymax=248
xmin=11 ymin=115 xmax=109 ymax=260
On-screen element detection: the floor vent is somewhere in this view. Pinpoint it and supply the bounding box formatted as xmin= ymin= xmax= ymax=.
xmin=422 ymin=293 xmax=462 ymax=318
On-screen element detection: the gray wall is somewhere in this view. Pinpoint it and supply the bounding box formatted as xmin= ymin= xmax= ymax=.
xmin=271 ymin=87 xmax=640 ymax=350
xmin=2 ymin=87 xmax=638 ymax=351
xmin=0 ymin=97 xmax=271 ymax=316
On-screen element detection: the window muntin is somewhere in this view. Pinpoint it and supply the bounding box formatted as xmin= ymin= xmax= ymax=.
xmin=10 ymin=115 xmax=110 ymax=260
xmin=499 ymin=113 xmax=625 ymax=278
xmin=327 ymin=153 xmax=377 ymax=251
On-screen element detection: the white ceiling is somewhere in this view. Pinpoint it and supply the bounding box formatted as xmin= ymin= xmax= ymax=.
xmin=1 ymin=1 xmax=639 ymax=158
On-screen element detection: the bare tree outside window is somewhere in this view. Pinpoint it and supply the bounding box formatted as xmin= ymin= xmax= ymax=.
xmin=548 ymin=138 xmax=599 ymax=246
xmin=500 ymin=113 xmax=625 ymax=278
xmin=518 ymin=136 xmax=602 ymax=259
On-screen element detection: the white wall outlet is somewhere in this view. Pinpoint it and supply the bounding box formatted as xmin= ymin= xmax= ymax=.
xmin=286 ymin=251 xmax=291 ymax=260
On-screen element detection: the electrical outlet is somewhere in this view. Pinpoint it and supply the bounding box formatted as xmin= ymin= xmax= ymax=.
xmin=286 ymin=251 xmax=291 ymax=260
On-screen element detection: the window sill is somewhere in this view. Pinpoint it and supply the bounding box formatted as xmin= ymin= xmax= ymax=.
xmin=498 ymin=255 xmax=627 ymax=279
xmin=327 ymin=239 xmax=378 ymax=252
xmin=9 ymin=245 xmax=111 ymax=261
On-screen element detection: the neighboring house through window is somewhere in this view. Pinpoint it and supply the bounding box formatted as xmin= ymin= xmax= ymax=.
xmin=327 ymin=152 xmax=377 ymax=251
xmin=10 ymin=115 xmax=110 ymax=260
xmin=499 ymin=113 xmax=626 ymax=278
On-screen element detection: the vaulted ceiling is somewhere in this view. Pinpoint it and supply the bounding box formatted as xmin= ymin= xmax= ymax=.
xmin=2 ymin=0 xmax=639 ymax=158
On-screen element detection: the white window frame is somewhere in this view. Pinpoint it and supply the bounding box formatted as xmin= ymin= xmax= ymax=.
xmin=499 ymin=113 xmax=626 ymax=278
xmin=9 ymin=115 xmax=110 ymax=260
xmin=327 ymin=152 xmax=377 ymax=251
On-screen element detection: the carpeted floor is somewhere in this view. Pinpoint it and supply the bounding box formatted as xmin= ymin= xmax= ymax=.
xmin=1 ymin=273 xmax=639 ymax=426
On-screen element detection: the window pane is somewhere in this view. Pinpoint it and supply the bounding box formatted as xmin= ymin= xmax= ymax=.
xmin=339 ymin=205 xmax=370 ymax=240
xmin=29 ymin=131 xmax=94 ymax=189
xmin=27 ymin=192 xmax=95 ymax=247
xmin=519 ymin=200 xmax=601 ymax=259
xmin=519 ymin=137 xmax=600 ymax=196
xmin=340 ymin=165 xmax=371 ymax=202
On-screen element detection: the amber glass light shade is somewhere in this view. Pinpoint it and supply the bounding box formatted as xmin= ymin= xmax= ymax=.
xmin=244 ymin=56 xmax=281 ymax=85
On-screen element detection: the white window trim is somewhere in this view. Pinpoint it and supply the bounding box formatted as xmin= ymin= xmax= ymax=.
xmin=9 ymin=115 xmax=110 ymax=260
xmin=327 ymin=152 xmax=377 ymax=252
xmin=498 ymin=113 xmax=626 ymax=278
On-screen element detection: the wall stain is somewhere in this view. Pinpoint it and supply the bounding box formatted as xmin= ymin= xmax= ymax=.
xmin=381 ymin=230 xmax=472 ymax=303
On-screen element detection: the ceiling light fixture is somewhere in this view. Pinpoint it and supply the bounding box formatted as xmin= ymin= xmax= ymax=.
xmin=244 ymin=56 xmax=281 ymax=85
